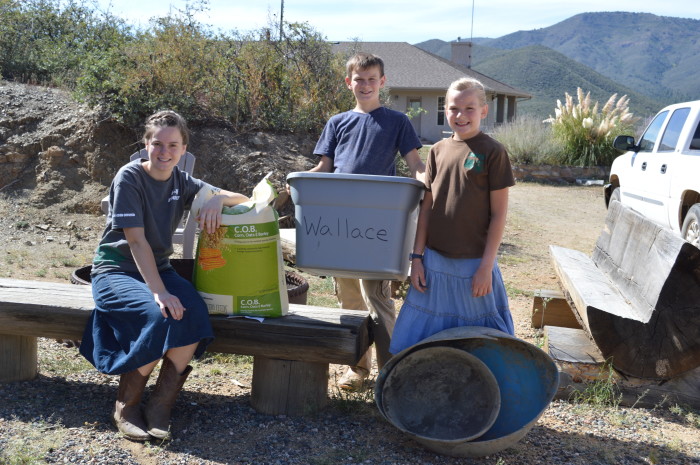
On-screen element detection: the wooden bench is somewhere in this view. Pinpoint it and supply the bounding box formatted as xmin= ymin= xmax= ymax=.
xmin=0 ymin=278 xmax=372 ymax=416
xmin=550 ymin=200 xmax=700 ymax=380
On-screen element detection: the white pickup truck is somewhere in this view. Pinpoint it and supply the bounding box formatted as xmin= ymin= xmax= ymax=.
xmin=606 ymin=100 xmax=700 ymax=247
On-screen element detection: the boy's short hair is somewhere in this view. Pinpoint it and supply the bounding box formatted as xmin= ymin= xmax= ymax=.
xmin=143 ymin=110 xmax=190 ymax=146
xmin=448 ymin=77 xmax=487 ymax=106
xmin=346 ymin=52 xmax=385 ymax=78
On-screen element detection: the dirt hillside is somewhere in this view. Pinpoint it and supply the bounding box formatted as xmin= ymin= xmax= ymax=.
xmin=0 ymin=80 xmax=317 ymax=217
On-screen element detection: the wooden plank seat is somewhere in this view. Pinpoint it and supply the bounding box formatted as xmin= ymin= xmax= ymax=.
xmin=550 ymin=200 xmax=700 ymax=380
xmin=0 ymin=278 xmax=372 ymax=416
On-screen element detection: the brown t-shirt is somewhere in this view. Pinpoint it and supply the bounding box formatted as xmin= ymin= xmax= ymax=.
xmin=425 ymin=132 xmax=515 ymax=258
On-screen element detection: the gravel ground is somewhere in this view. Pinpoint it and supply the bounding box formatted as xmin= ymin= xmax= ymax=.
xmin=1 ymin=338 xmax=699 ymax=465
xmin=2 ymin=184 xmax=700 ymax=465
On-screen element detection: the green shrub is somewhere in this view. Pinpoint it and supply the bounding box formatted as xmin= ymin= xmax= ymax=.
xmin=544 ymin=88 xmax=639 ymax=166
xmin=75 ymin=15 xmax=353 ymax=130
xmin=492 ymin=114 xmax=564 ymax=165
xmin=77 ymin=11 xmax=227 ymax=126
xmin=569 ymin=361 xmax=621 ymax=408
xmin=0 ymin=0 xmax=130 ymax=87
xmin=1 ymin=0 xmax=354 ymax=133
xmin=233 ymin=22 xmax=354 ymax=132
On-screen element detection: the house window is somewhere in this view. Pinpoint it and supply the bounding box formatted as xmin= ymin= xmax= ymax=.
xmin=437 ymin=97 xmax=445 ymax=125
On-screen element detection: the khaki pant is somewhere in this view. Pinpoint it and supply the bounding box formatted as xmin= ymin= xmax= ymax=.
xmin=334 ymin=277 xmax=395 ymax=372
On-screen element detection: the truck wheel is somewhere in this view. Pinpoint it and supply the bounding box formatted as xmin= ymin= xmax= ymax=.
xmin=681 ymin=204 xmax=700 ymax=247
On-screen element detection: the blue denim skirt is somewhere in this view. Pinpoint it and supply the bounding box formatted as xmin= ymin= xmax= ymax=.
xmin=79 ymin=269 xmax=214 ymax=375
xmin=389 ymin=247 xmax=514 ymax=355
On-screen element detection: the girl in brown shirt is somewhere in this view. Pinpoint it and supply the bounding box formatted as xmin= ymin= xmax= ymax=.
xmin=389 ymin=78 xmax=515 ymax=354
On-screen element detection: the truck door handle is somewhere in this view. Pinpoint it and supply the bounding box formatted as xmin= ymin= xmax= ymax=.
xmin=641 ymin=162 xmax=647 ymax=171
xmin=660 ymin=164 xmax=667 ymax=174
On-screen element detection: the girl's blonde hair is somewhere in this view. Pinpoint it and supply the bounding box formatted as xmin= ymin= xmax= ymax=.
xmin=143 ymin=110 xmax=189 ymax=146
xmin=447 ymin=78 xmax=487 ymax=106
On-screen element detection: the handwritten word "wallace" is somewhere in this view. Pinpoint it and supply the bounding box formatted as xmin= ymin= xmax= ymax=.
xmin=303 ymin=216 xmax=388 ymax=242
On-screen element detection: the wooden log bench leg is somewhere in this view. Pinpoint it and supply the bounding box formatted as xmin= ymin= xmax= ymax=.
xmin=531 ymin=289 xmax=582 ymax=329
xmin=0 ymin=334 xmax=38 ymax=382
xmin=250 ymin=356 xmax=329 ymax=416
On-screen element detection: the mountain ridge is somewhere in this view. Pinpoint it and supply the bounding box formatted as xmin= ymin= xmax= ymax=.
xmin=415 ymin=12 xmax=700 ymax=119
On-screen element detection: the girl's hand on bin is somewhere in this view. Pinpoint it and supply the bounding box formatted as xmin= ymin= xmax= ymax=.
xmin=410 ymin=260 xmax=427 ymax=293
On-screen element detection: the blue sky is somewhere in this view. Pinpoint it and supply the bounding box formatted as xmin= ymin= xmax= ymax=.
xmin=94 ymin=1 xmax=700 ymax=43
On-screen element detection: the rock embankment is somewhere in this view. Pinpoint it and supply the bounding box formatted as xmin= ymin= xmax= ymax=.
xmin=0 ymin=80 xmax=316 ymax=216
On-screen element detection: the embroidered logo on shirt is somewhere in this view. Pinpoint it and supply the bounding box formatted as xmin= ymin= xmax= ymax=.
xmin=464 ymin=152 xmax=485 ymax=174
xmin=168 ymin=188 xmax=180 ymax=203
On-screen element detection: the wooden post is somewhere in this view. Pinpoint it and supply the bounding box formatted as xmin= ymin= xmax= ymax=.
xmin=250 ymin=356 xmax=329 ymax=416
xmin=0 ymin=334 xmax=38 ymax=382
xmin=531 ymin=289 xmax=581 ymax=329
xmin=496 ymin=94 xmax=505 ymax=123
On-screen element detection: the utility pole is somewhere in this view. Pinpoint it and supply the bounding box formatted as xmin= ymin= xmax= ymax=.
xmin=470 ymin=0 xmax=475 ymax=44
xmin=468 ymin=0 xmax=474 ymax=68
xmin=280 ymin=0 xmax=284 ymax=40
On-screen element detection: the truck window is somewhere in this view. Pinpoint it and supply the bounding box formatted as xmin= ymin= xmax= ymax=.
xmin=638 ymin=110 xmax=668 ymax=152
xmin=690 ymin=120 xmax=700 ymax=151
xmin=658 ymin=108 xmax=690 ymax=152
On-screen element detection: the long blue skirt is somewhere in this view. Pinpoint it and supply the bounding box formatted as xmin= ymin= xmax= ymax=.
xmin=79 ymin=269 xmax=214 ymax=375
xmin=389 ymin=247 xmax=514 ymax=355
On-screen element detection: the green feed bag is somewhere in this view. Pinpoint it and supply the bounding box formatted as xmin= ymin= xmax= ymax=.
xmin=193 ymin=175 xmax=288 ymax=317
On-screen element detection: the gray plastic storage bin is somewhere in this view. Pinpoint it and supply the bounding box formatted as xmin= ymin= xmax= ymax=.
xmin=286 ymin=172 xmax=424 ymax=280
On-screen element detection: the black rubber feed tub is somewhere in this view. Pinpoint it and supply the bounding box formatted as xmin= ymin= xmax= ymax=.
xmin=71 ymin=258 xmax=309 ymax=305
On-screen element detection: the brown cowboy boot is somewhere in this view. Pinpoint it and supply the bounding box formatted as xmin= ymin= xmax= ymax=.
xmin=144 ymin=357 xmax=192 ymax=440
xmin=113 ymin=370 xmax=150 ymax=441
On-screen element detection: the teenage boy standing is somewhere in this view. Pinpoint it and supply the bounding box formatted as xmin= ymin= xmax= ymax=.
xmin=310 ymin=52 xmax=425 ymax=390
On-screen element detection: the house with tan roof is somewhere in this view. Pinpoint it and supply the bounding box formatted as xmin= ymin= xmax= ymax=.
xmin=332 ymin=41 xmax=531 ymax=143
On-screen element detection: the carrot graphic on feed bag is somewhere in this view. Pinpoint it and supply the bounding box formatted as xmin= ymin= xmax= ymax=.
xmin=197 ymin=246 xmax=226 ymax=270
